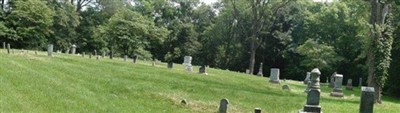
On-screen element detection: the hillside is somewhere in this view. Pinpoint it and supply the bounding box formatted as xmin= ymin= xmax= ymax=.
xmin=0 ymin=49 xmax=399 ymax=113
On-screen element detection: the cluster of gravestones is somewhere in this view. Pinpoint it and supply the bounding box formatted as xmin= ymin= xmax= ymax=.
xmin=299 ymin=68 xmax=375 ymax=113
xmin=181 ymin=98 xmax=263 ymax=113
xmin=3 ymin=42 xmax=35 ymax=55
xmin=181 ymin=56 xmax=208 ymax=75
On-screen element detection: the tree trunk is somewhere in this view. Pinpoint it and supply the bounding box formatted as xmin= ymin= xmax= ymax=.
xmin=248 ymin=38 xmax=256 ymax=74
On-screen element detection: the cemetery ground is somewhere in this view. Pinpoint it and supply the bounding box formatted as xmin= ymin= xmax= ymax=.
xmin=0 ymin=50 xmax=400 ymax=113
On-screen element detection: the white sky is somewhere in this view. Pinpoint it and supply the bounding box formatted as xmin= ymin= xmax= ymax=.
xmin=200 ymin=0 xmax=334 ymax=5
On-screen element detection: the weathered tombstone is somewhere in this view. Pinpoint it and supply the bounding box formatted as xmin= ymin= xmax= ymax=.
xmin=35 ymin=51 xmax=37 ymax=55
xmin=183 ymin=56 xmax=193 ymax=72
xmin=199 ymin=65 xmax=207 ymax=75
xmin=359 ymin=87 xmax=375 ymax=113
xmin=94 ymin=50 xmax=98 ymax=59
xmin=326 ymin=77 xmax=329 ymax=83
xmin=7 ymin=43 xmax=10 ymax=54
xmin=152 ymin=61 xmax=155 ymax=66
xmin=82 ymin=52 xmax=85 ymax=57
xmin=102 ymin=51 xmax=106 ymax=58
xmin=255 ymin=108 xmax=262 ymax=113
xmin=282 ymin=85 xmax=290 ymax=91
xmin=300 ymin=68 xmax=322 ymax=113
xmin=218 ymin=98 xmax=229 ymax=113
xmin=109 ymin=51 xmax=113 ymax=59
xmin=2 ymin=42 xmax=5 ymax=52
xmin=330 ymin=74 xmax=344 ymax=97
xmin=269 ymin=68 xmax=280 ymax=83
xmin=246 ymin=69 xmax=250 ymax=74
xmin=257 ymin=62 xmax=263 ymax=76
xmin=89 ymin=53 xmax=92 ymax=59
xmin=304 ymin=72 xmax=311 ymax=84
xmin=124 ymin=55 xmax=127 ymax=61
xmin=304 ymin=80 xmax=311 ymax=93
xmin=346 ymin=79 xmax=353 ymax=90
xmin=359 ymin=77 xmax=363 ymax=87
xmin=132 ymin=55 xmax=137 ymax=63
xmin=47 ymin=44 xmax=53 ymax=56
xmin=167 ymin=62 xmax=173 ymax=69
xmin=329 ymin=72 xmax=336 ymax=88
xmin=71 ymin=44 xmax=77 ymax=54
xmin=65 ymin=48 xmax=70 ymax=54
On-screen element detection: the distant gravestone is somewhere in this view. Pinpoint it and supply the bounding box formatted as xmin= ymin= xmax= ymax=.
xmin=2 ymin=42 xmax=5 ymax=52
xmin=305 ymin=80 xmax=311 ymax=93
xmin=124 ymin=55 xmax=128 ymax=62
xmin=329 ymin=72 xmax=336 ymax=88
xmin=254 ymin=108 xmax=262 ymax=113
xmin=94 ymin=50 xmax=98 ymax=59
xmin=132 ymin=55 xmax=137 ymax=63
xmin=246 ymin=69 xmax=250 ymax=74
xmin=218 ymin=98 xmax=229 ymax=113
xmin=282 ymin=85 xmax=290 ymax=91
xmin=199 ymin=65 xmax=207 ymax=75
xmin=82 ymin=52 xmax=85 ymax=57
xmin=183 ymin=56 xmax=193 ymax=72
xmin=300 ymin=68 xmax=322 ymax=113
xmin=181 ymin=99 xmax=188 ymax=106
xmin=257 ymin=62 xmax=263 ymax=76
xmin=89 ymin=53 xmax=92 ymax=59
xmin=47 ymin=44 xmax=53 ymax=56
xmin=7 ymin=43 xmax=10 ymax=54
xmin=102 ymin=51 xmax=106 ymax=58
xmin=330 ymin=74 xmax=344 ymax=97
xmin=269 ymin=68 xmax=280 ymax=83
xmin=304 ymin=72 xmax=311 ymax=84
xmin=167 ymin=62 xmax=173 ymax=69
xmin=359 ymin=87 xmax=375 ymax=113
xmin=109 ymin=51 xmax=113 ymax=59
xmin=346 ymin=79 xmax=353 ymax=90
xmin=359 ymin=77 xmax=363 ymax=87
xmin=71 ymin=44 xmax=77 ymax=54
xmin=65 ymin=48 xmax=70 ymax=54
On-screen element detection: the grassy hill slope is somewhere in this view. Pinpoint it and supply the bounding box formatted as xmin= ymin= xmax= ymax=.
xmin=0 ymin=50 xmax=399 ymax=113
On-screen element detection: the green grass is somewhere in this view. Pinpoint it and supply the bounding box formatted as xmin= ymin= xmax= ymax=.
xmin=0 ymin=49 xmax=399 ymax=113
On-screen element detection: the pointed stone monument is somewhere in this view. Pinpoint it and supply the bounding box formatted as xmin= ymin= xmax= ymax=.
xmin=257 ymin=62 xmax=263 ymax=76
xmin=299 ymin=68 xmax=322 ymax=113
xmin=71 ymin=44 xmax=77 ymax=54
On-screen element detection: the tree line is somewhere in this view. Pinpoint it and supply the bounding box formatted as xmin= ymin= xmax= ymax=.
xmin=1 ymin=0 xmax=400 ymax=102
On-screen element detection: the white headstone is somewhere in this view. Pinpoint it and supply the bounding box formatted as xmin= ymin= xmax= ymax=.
xmin=183 ymin=56 xmax=193 ymax=72
xmin=269 ymin=68 xmax=280 ymax=83
xmin=71 ymin=44 xmax=77 ymax=54
xmin=47 ymin=44 xmax=53 ymax=56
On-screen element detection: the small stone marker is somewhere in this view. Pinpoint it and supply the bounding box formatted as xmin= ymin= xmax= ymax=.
xmin=94 ymin=50 xmax=98 ymax=59
xmin=255 ymin=108 xmax=262 ymax=113
xmin=47 ymin=44 xmax=53 ymax=56
xmin=359 ymin=87 xmax=375 ymax=113
xmin=359 ymin=77 xmax=363 ymax=87
xmin=346 ymin=79 xmax=353 ymax=90
xmin=199 ymin=65 xmax=207 ymax=75
xmin=304 ymin=72 xmax=311 ymax=84
xmin=300 ymin=68 xmax=322 ymax=113
xmin=183 ymin=56 xmax=193 ymax=72
xmin=124 ymin=55 xmax=127 ymax=61
xmin=218 ymin=98 xmax=229 ymax=113
xmin=257 ymin=62 xmax=263 ymax=76
xmin=330 ymin=74 xmax=344 ymax=97
xmin=71 ymin=44 xmax=77 ymax=54
xmin=7 ymin=43 xmax=10 ymax=54
xmin=282 ymin=85 xmax=290 ymax=91
xmin=82 ymin=52 xmax=85 ymax=57
xmin=102 ymin=51 xmax=106 ymax=58
xmin=246 ymin=69 xmax=250 ymax=74
xmin=167 ymin=62 xmax=173 ymax=69
xmin=89 ymin=53 xmax=92 ymax=59
xmin=181 ymin=99 xmax=188 ymax=106
xmin=109 ymin=51 xmax=113 ymax=59
xmin=269 ymin=68 xmax=280 ymax=83
xmin=329 ymin=72 xmax=336 ymax=88
xmin=132 ymin=55 xmax=137 ymax=63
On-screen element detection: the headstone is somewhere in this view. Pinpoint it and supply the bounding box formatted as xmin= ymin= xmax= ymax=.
xmin=12 ymin=49 xmax=14 ymax=54
xmin=326 ymin=77 xmax=329 ymax=83
xmin=109 ymin=51 xmax=113 ymax=59
xmin=199 ymin=65 xmax=207 ymax=75
xmin=330 ymin=74 xmax=344 ymax=97
xmin=183 ymin=56 xmax=193 ymax=72
xmin=282 ymin=85 xmax=290 ymax=91
xmin=218 ymin=98 xmax=229 ymax=113
xmin=181 ymin=99 xmax=188 ymax=106
xmin=359 ymin=87 xmax=375 ymax=113
xmin=255 ymin=108 xmax=262 ymax=113
xmin=89 ymin=53 xmax=92 ymax=59
xmin=346 ymin=79 xmax=353 ymax=90
xmin=269 ymin=68 xmax=280 ymax=83
xmin=304 ymin=72 xmax=311 ymax=84
xmin=7 ymin=43 xmax=10 ymax=54
xmin=304 ymin=80 xmax=311 ymax=93
xmin=71 ymin=44 xmax=77 ymax=54
xmin=65 ymin=48 xmax=70 ymax=54
xmin=167 ymin=62 xmax=173 ymax=69
xmin=47 ymin=44 xmax=53 ymax=56
xmin=257 ymin=62 xmax=263 ymax=76
xmin=329 ymin=72 xmax=336 ymax=88
xmin=359 ymin=77 xmax=363 ymax=87
xmin=2 ymin=42 xmax=5 ymax=52
xmin=82 ymin=52 xmax=85 ymax=57
xmin=152 ymin=62 xmax=155 ymax=66
xmin=35 ymin=51 xmax=37 ymax=55
xmin=300 ymin=68 xmax=322 ymax=113
xmin=246 ymin=69 xmax=250 ymax=74
xmin=132 ymin=55 xmax=137 ymax=63
xmin=102 ymin=51 xmax=106 ymax=58
xmin=124 ymin=55 xmax=127 ymax=61
xmin=94 ymin=50 xmax=98 ymax=59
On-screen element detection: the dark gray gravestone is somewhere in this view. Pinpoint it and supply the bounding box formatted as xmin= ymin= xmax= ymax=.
xmin=359 ymin=87 xmax=375 ymax=113
xmin=132 ymin=55 xmax=137 ymax=63
xmin=47 ymin=44 xmax=53 ymax=56
xmin=282 ymin=85 xmax=290 ymax=91
xmin=218 ymin=98 xmax=229 ymax=113
xmin=7 ymin=43 xmax=10 ymax=54
xmin=300 ymin=68 xmax=321 ymax=113
xmin=257 ymin=62 xmax=263 ymax=76
xmin=255 ymin=108 xmax=262 ymax=113
xmin=359 ymin=78 xmax=363 ymax=87
xmin=199 ymin=65 xmax=207 ymax=74
xmin=329 ymin=72 xmax=336 ymax=88
xmin=330 ymin=74 xmax=344 ymax=97
xmin=168 ymin=62 xmax=173 ymax=69
xmin=346 ymin=79 xmax=353 ymax=90
xmin=124 ymin=55 xmax=127 ymax=61
xmin=109 ymin=51 xmax=113 ymax=59
xmin=89 ymin=53 xmax=92 ymax=59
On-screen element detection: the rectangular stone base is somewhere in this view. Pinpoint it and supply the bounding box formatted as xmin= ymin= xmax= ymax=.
xmin=330 ymin=92 xmax=344 ymax=97
xmin=269 ymin=80 xmax=280 ymax=84
xmin=303 ymin=105 xmax=321 ymax=113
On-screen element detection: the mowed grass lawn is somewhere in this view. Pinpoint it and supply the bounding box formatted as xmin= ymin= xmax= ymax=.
xmin=0 ymin=49 xmax=399 ymax=113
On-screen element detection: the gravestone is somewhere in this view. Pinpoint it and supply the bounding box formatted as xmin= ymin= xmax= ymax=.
xmin=82 ymin=52 xmax=85 ymax=57
xmin=65 ymin=48 xmax=70 ymax=54
xmin=359 ymin=77 xmax=363 ymax=87
xmin=218 ymin=98 xmax=229 ymax=113
xmin=304 ymin=72 xmax=311 ymax=84
xmin=183 ymin=56 xmax=193 ymax=72
xmin=359 ymin=87 xmax=375 ymax=113
xmin=329 ymin=72 xmax=336 ymax=88
xmin=246 ymin=69 xmax=250 ymax=74
xmin=330 ymin=74 xmax=344 ymax=97
xmin=132 ymin=55 xmax=137 ymax=63
xmin=94 ymin=50 xmax=98 ymax=59
xmin=89 ymin=53 xmax=92 ymax=59
xmin=47 ymin=44 xmax=53 ymax=56
xmin=300 ymin=68 xmax=322 ymax=113
xmin=282 ymin=85 xmax=290 ymax=91
xmin=257 ymin=62 xmax=263 ymax=76
xmin=7 ymin=43 xmax=10 ymax=54
xmin=2 ymin=42 xmax=5 ymax=52
xmin=124 ymin=55 xmax=127 ymax=62
xmin=102 ymin=51 xmax=106 ymax=58
xmin=269 ymin=68 xmax=280 ymax=83
xmin=326 ymin=77 xmax=329 ymax=83
xmin=304 ymin=80 xmax=311 ymax=93
xmin=35 ymin=51 xmax=37 ymax=55
xmin=346 ymin=79 xmax=353 ymax=90
xmin=109 ymin=51 xmax=113 ymax=59
xmin=71 ymin=44 xmax=77 ymax=54
xmin=199 ymin=65 xmax=207 ymax=75
xmin=181 ymin=99 xmax=188 ymax=106
xmin=167 ymin=62 xmax=173 ymax=69
xmin=255 ymin=108 xmax=262 ymax=113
